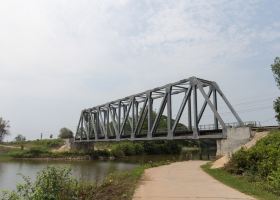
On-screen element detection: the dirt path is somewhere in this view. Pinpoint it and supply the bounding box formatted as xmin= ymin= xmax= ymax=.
xmin=133 ymin=161 xmax=255 ymax=200
xmin=0 ymin=144 xmax=20 ymax=149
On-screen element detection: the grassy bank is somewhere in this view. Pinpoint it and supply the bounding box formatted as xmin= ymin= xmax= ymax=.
xmin=202 ymin=163 xmax=280 ymax=200
xmin=1 ymin=139 xmax=214 ymax=160
xmin=0 ymin=161 xmax=170 ymax=200
xmin=202 ymin=130 xmax=280 ymax=200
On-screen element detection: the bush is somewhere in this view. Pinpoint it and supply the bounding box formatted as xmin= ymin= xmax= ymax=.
xmin=1 ymin=167 xmax=78 ymax=200
xmin=8 ymin=147 xmax=49 ymax=158
xmin=226 ymin=131 xmax=280 ymax=195
xmin=111 ymin=145 xmax=125 ymax=158
xmin=91 ymin=149 xmax=111 ymax=158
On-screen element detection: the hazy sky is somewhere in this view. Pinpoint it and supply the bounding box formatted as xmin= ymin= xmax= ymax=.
xmin=0 ymin=0 xmax=279 ymax=140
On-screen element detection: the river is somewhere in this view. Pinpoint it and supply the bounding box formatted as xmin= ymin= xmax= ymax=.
xmin=0 ymin=160 xmax=137 ymax=191
xmin=0 ymin=152 xmax=215 ymax=191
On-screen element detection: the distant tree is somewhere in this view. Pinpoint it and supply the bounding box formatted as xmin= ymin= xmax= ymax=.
xmin=58 ymin=128 xmax=74 ymax=139
xmin=271 ymin=57 xmax=280 ymax=124
xmin=14 ymin=134 xmax=26 ymax=142
xmin=274 ymin=98 xmax=280 ymax=124
xmin=50 ymin=134 xmax=53 ymax=139
xmin=0 ymin=117 xmax=10 ymax=142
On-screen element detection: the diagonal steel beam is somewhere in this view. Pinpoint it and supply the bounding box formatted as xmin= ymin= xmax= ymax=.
xmin=197 ymin=88 xmax=213 ymax=124
xmin=109 ymin=106 xmax=118 ymax=135
xmin=120 ymin=101 xmax=132 ymax=135
xmin=135 ymin=98 xmax=148 ymax=134
xmin=171 ymin=87 xmax=192 ymax=133
xmin=151 ymin=93 xmax=168 ymax=134
xmin=197 ymin=82 xmax=226 ymax=129
xmin=213 ymin=82 xmax=243 ymax=126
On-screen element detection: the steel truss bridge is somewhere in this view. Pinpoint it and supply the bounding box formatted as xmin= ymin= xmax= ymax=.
xmin=75 ymin=77 xmax=243 ymax=142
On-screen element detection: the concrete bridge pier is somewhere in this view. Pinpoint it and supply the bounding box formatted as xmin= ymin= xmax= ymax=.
xmin=216 ymin=127 xmax=252 ymax=156
xmin=65 ymin=139 xmax=95 ymax=152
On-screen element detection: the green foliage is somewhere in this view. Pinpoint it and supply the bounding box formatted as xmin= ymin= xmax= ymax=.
xmin=58 ymin=127 xmax=74 ymax=139
xmin=91 ymin=149 xmax=111 ymax=158
xmin=1 ymin=162 xmax=171 ymax=200
xmin=274 ymin=97 xmax=280 ymax=124
xmin=271 ymin=57 xmax=280 ymax=124
xmin=110 ymin=141 xmax=181 ymax=158
xmin=8 ymin=147 xmax=49 ymax=158
xmin=267 ymin=167 xmax=280 ymax=195
xmin=5 ymin=139 xmax=63 ymax=149
xmin=271 ymin=57 xmax=280 ymax=88
xmin=1 ymin=167 xmax=78 ymax=200
xmin=202 ymin=163 xmax=280 ymax=200
xmin=0 ymin=117 xmax=10 ymax=142
xmin=226 ymin=131 xmax=280 ymax=195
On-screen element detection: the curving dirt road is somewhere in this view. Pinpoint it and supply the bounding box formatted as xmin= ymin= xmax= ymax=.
xmin=133 ymin=161 xmax=255 ymax=200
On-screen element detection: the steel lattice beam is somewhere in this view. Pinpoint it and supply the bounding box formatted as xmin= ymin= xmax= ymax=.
xmin=75 ymin=77 xmax=243 ymax=142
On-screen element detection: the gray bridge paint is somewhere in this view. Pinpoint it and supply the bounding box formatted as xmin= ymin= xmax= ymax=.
xmin=75 ymin=77 xmax=243 ymax=142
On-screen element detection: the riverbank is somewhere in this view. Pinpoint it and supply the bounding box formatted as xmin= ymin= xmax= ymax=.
xmin=0 ymin=159 xmax=171 ymax=200
xmin=1 ymin=139 xmax=215 ymax=161
xmin=202 ymin=163 xmax=279 ymax=200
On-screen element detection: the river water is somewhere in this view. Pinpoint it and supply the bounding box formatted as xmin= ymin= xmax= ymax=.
xmin=0 ymin=152 xmax=215 ymax=191
xmin=0 ymin=160 xmax=138 ymax=191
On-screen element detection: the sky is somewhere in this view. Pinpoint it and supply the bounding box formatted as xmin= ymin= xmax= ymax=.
xmin=0 ymin=0 xmax=279 ymax=140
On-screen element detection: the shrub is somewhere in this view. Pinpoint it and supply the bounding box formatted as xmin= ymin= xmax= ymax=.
xmin=111 ymin=146 xmax=125 ymax=158
xmin=1 ymin=167 xmax=78 ymax=200
xmin=133 ymin=143 xmax=144 ymax=155
xmin=226 ymin=131 xmax=280 ymax=195
xmin=267 ymin=167 xmax=280 ymax=195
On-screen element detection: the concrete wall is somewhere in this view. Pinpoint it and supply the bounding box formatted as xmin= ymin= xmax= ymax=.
xmin=65 ymin=139 xmax=95 ymax=152
xmin=216 ymin=127 xmax=252 ymax=156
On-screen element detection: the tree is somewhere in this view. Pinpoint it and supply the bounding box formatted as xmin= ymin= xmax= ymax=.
xmin=271 ymin=57 xmax=280 ymax=124
xmin=58 ymin=128 xmax=74 ymax=139
xmin=14 ymin=134 xmax=26 ymax=142
xmin=274 ymin=97 xmax=280 ymax=124
xmin=0 ymin=117 xmax=10 ymax=142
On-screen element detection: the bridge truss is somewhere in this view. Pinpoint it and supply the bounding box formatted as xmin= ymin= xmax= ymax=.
xmin=75 ymin=77 xmax=243 ymax=142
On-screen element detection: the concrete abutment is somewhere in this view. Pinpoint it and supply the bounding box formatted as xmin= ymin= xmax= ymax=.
xmin=216 ymin=127 xmax=252 ymax=156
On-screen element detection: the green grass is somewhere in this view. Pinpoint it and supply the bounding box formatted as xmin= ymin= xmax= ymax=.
xmin=202 ymin=163 xmax=280 ymax=200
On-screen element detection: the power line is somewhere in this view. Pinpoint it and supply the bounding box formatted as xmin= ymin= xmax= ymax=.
xmin=233 ymin=96 xmax=277 ymax=106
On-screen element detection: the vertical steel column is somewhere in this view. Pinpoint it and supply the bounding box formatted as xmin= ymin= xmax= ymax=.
xmin=213 ymin=88 xmax=218 ymax=130
xmin=147 ymin=91 xmax=153 ymax=138
xmin=94 ymin=113 xmax=98 ymax=140
xmin=80 ymin=115 xmax=83 ymax=141
xmin=188 ymin=97 xmax=192 ymax=131
xmin=135 ymin=101 xmax=139 ymax=123
xmin=117 ymin=102 xmax=121 ymax=140
xmin=105 ymin=108 xmax=109 ymax=139
xmin=131 ymin=98 xmax=135 ymax=139
xmin=96 ymin=111 xmax=100 ymax=140
xmin=193 ymin=85 xmax=199 ymax=138
xmin=87 ymin=112 xmax=90 ymax=141
xmin=166 ymin=86 xmax=172 ymax=138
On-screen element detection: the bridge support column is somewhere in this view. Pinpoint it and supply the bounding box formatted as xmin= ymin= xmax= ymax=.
xmin=68 ymin=139 xmax=95 ymax=153
xmin=216 ymin=127 xmax=252 ymax=156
